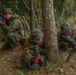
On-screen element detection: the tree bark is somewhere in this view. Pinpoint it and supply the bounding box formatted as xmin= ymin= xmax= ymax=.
xmin=41 ymin=0 xmax=58 ymax=63
xmin=29 ymin=0 xmax=35 ymax=31
xmin=74 ymin=0 xmax=76 ymax=23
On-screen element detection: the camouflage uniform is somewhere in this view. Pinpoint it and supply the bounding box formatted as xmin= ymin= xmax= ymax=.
xmin=58 ymin=22 xmax=76 ymax=49
xmin=60 ymin=22 xmax=74 ymax=35
xmin=1 ymin=8 xmax=24 ymax=49
xmin=15 ymin=29 xmax=43 ymax=69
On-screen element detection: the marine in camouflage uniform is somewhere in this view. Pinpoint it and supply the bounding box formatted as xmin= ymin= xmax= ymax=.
xmin=1 ymin=8 xmax=25 ymax=49
xmin=58 ymin=22 xmax=76 ymax=49
xmin=15 ymin=29 xmax=44 ymax=69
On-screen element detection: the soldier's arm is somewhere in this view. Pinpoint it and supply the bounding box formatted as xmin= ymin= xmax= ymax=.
xmin=1 ymin=23 xmax=10 ymax=32
xmin=1 ymin=19 xmax=18 ymax=32
xmin=1 ymin=19 xmax=21 ymax=32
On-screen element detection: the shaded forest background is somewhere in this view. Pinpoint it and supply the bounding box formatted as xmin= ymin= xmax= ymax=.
xmin=0 ymin=0 xmax=76 ymax=29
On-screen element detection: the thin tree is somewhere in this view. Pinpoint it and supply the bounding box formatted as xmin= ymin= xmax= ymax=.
xmin=29 ymin=0 xmax=35 ymax=31
xmin=41 ymin=0 xmax=58 ymax=63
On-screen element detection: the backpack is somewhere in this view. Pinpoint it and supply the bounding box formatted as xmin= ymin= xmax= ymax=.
xmin=13 ymin=15 xmax=30 ymax=46
xmin=18 ymin=16 xmax=30 ymax=39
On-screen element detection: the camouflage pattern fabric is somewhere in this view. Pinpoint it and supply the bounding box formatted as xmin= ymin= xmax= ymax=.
xmin=12 ymin=15 xmax=30 ymax=46
xmin=60 ymin=22 xmax=73 ymax=33
xmin=15 ymin=44 xmax=43 ymax=68
xmin=1 ymin=15 xmax=25 ymax=48
xmin=2 ymin=8 xmax=13 ymax=14
xmin=24 ymin=45 xmax=41 ymax=62
xmin=15 ymin=29 xmax=44 ymax=68
xmin=30 ymin=28 xmax=43 ymax=42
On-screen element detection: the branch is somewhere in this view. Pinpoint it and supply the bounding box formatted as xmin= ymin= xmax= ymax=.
xmin=22 ymin=0 xmax=30 ymax=11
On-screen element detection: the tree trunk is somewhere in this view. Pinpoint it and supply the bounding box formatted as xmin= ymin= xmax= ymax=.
xmin=74 ymin=0 xmax=76 ymax=23
xmin=29 ymin=0 xmax=34 ymax=31
xmin=41 ymin=0 xmax=58 ymax=63
xmin=74 ymin=7 xmax=76 ymax=23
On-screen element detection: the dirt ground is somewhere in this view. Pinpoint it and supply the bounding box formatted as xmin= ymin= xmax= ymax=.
xmin=0 ymin=19 xmax=76 ymax=75
xmin=0 ymin=44 xmax=76 ymax=75
xmin=0 ymin=44 xmax=23 ymax=75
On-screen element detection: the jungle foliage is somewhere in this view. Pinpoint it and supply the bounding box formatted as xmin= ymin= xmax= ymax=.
xmin=0 ymin=0 xmax=76 ymax=28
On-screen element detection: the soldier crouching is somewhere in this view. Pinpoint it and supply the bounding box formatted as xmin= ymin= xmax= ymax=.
xmin=15 ymin=29 xmax=44 ymax=69
xmin=0 ymin=8 xmax=25 ymax=49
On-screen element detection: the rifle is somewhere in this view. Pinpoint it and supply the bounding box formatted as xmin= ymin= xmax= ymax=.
xmin=59 ymin=34 xmax=76 ymax=62
xmin=28 ymin=44 xmax=43 ymax=69
xmin=34 ymin=45 xmax=39 ymax=58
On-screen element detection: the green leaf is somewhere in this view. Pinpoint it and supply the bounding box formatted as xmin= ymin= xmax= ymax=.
xmin=16 ymin=70 xmax=25 ymax=75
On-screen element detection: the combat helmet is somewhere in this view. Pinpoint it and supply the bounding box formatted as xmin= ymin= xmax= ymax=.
xmin=2 ymin=8 xmax=13 ymax=14
xmin=60 ymin=22 xmax=73 ymax=33
xmin=30 ymin=28 xmax=43 ymax=44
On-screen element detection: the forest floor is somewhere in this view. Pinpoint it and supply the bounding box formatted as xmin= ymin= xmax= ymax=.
xmin=0 ymin=45 xmax=76 ymax=75
xmin=0 ymin=17 xmax=76 ymax=75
